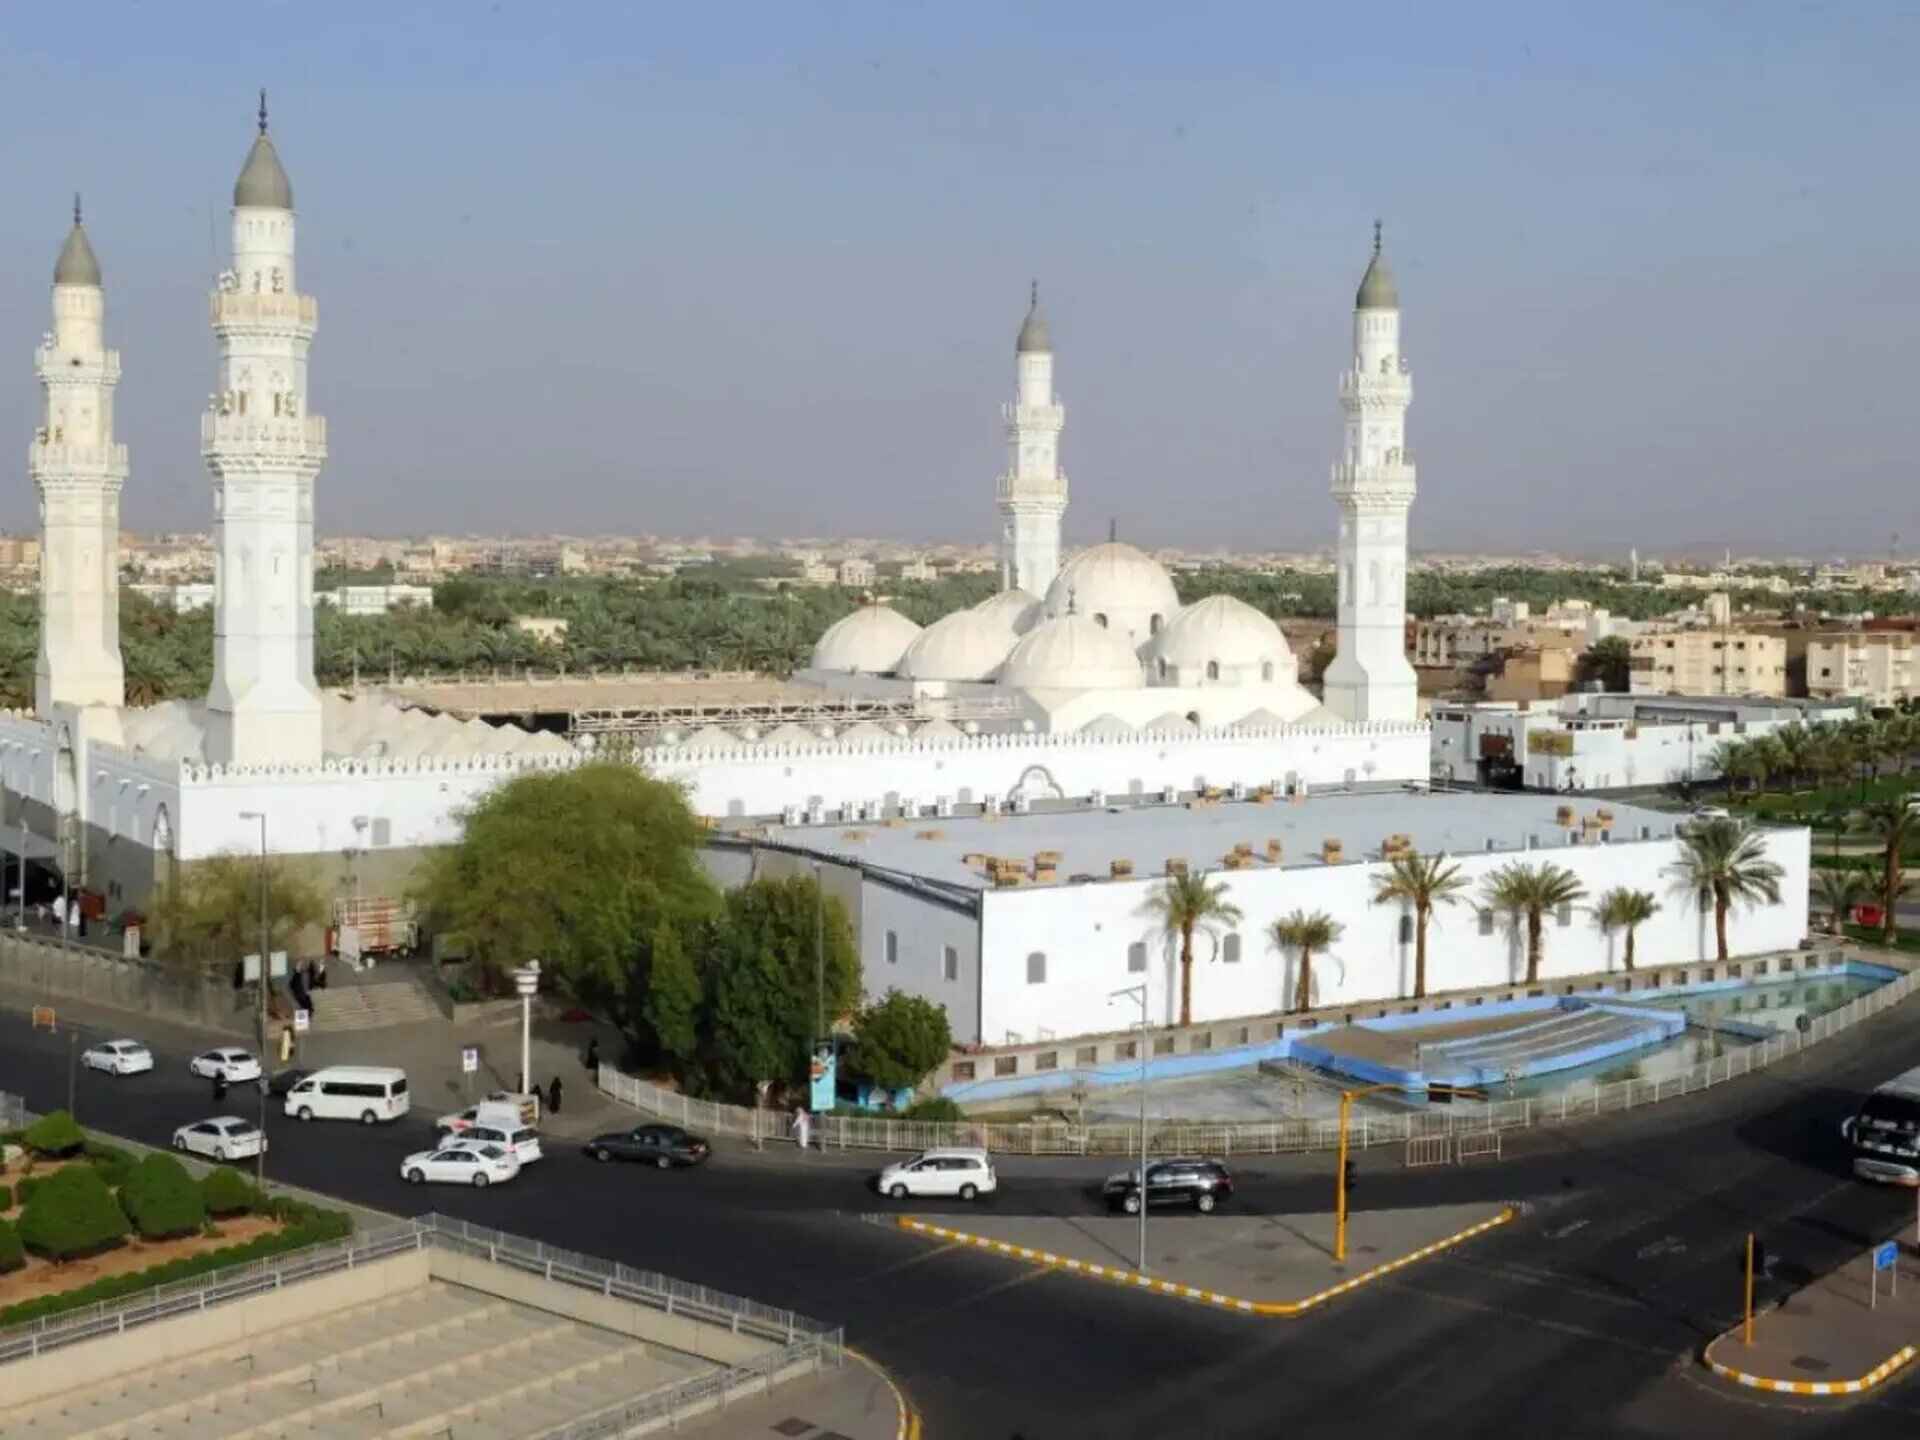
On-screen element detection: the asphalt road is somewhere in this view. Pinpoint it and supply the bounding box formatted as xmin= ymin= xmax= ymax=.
xmin=10 ymin=1010 xmax=1920 ymax=1439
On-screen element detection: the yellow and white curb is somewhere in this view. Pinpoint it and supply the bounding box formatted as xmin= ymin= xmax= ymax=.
xmin=1705 ymin=1342 xmax=1919 ymax=1397
xmin=895 ymin=1207 xmax=1515 ymax=1317
xmin=847 ymin=1347 xmax=921 ymax=1439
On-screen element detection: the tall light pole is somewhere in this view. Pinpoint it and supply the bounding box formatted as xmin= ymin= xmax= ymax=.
xmin=514 ymin=960 xmax=541 ymax=1100
xmin=237 ymin=810 xmax=270 ymax=1189
xmin=1109 ymin=983 xmax=1150 ymax=1275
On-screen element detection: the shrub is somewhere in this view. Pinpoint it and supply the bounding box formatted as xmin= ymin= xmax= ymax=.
xmin=0 ymin=1181 xmax=11 ymax=1209
xmin=902 ymin=1097 xmax=964 ymax=1123
xmin=85 ymin=1142 xmax=136 ymax=1190
xmin=14 ymin=1177 xmax=43 ymax=1207
xmin=120 ymin=1154 xmax=206 ymax=1241
xmin=18 ymin=1164 xmax=129 ymax=1260
xmin=200 ymin=1168 xmax=262 ymax=1218
xmin=21 ymin=1111 xmax=84 ymax=1158
xmin=0 ymin=1218 xmax=21 ymax=1274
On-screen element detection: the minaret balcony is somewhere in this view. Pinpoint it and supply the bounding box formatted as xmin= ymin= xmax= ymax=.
xmin=201 ymin=413 xmax=327 ymax=456
xmin=209 ymin=292 xmax=318 ymax=334
xmin=999 ymin=401 xmax=1065 ymax=432
xmin=35 ymin=348 xmax=121 ymax=381
xmin=28 ymin=440 xmax=128 ymax=474
xmin=996 ymin=471 xmax=1070 ymax=505
xmin=1338 ymin=371 xmax=1412 ymax=403
xmin=1330 ymin=458 xmax=1416 ymax=502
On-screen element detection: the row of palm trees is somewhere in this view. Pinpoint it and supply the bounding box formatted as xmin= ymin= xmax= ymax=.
xmin=1141 ymin=819 xmax=1788 ymax=1026
xmin=1710 ymin=714 xmax=1920 ymax=796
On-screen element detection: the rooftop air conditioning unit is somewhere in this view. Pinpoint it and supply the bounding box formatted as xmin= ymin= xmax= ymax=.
xmin=1162 ymin=785 xmax=1179 ymax=805
xmin=1088 ymin=787 xmax=1106 ymax=808
xmin=983 ymin=795 xmax=1003 ymax=816
xmin=898 ymin=796 xmax=918 ymax=819
xmin=804 ymin=803 xmax=825 ymax=826
xmin=1229 ymin=781 xmax=1248 ymax=801
xmin=782 ymin=805 xmax=804 ymax=827
xmin=933 ymin=795 xmax=954 ymax=818
xmin=1012 ymin=794 xmax=1033 ymax=815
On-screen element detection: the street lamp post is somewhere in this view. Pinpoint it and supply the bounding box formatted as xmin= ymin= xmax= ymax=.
xmin=514 ymin=961 xmax=541 ymax=1100
xmin=1109 ymin=983 xmax=1150 ymax=1275
xmin=237 ymin=810 xmax=270 ymax=1190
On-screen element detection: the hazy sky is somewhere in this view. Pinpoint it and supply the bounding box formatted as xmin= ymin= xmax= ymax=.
xmin=2 ymin=3 xmax=1915 ymax=555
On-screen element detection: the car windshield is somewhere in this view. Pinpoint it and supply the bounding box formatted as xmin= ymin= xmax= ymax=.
xmin=1858 ymin=1093 xmax=1920 ymax=1139
xmin=225 ymin=1122 xmax=259 ymax=1136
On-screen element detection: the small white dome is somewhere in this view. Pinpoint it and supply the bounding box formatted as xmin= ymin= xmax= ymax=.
xmin=973 ymin=587 xmax=1046 ymax=637
xmin=997 ymin=614 xmax=1145 ymax=691
xmin=1044 ymin=543 xmax=1180 ymax=647
xmin=810 ymin=605 xmax=922 ymax=674
xmin=1077 ymin=714 xmax=1136 ymax=739
xmin=898 ymin=608 xmax=1019 ymax=681
xmin=1143 ymin=712 xmax=1200 ymax=737
xmin=1145 ymin=595 xmax=1297 ymax=687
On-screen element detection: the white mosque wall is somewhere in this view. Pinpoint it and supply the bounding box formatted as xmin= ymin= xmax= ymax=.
xmin=642 ymin=721 xmax=1430 ymax=821
xmin=967 ymin=826 xmax=1810 ymax=1045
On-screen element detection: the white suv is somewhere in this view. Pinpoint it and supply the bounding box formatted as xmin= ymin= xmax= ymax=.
xmin=876 ymin=1148 xmax=997 ymax=1201
xmin=442 ymin=1122 xmax=543 ymax=1166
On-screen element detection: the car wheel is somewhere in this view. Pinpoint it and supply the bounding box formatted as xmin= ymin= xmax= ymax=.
xmin=889 ymin=1182 xmax=908 ymax=1200
xmin=473 ymin=1173 xmax=490 ymax=1188
xmin=1196 ymin=1191 xmax=1216 ymax=1214
xmin=655 ymin=1155 xmax=672 ymax=1171
xmin=297 ymin=1107 xmax=314 ymax=1122
xmin=407 ymin=1168 xmax=425 ymax=1184
xmin=591 ymin=1147 xmax=611 ymax=1163
xmin=215 ymin=1146 xmax=228 ymax=1161
xmin=173 ymin=1134 xmax=186 ymax=1151
xmin=959 ymin=1182 xmax=979 ymax=1201
xmin=360 ymin=1110 xmax=377 ymax=1125
xmin=1123 ymin=1193 xmax=1142 ymax=1215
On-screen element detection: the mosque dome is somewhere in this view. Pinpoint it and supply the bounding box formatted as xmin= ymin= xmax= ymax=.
xmin=1044 ymin=543 xmax=1181 ymax=647
xmin=897 ymin=608 xmax=1019 ymax=682
xmin=972 ymin=587 xmax=1045 ymax=637
xmin=1144 ymin=595 xmax=1297 ymax=687
xmin=809 ymin=605 xmax=921 ymax=674
xmin=997 ymin=614 xmax=1145 ymax=691
xmin=54 ymin=207 xmax=101 ymax=287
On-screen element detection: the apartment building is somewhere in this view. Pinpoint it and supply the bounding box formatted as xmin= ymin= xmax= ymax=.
xmin=1806 ymin=631 xmax=1920 ymax=705
xmin=1629 ymin=630 xmax=1787 ymax=698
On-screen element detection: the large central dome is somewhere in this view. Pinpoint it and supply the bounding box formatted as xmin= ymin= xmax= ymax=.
xmin=1043 ymin=543 xmax=1180 ymax=648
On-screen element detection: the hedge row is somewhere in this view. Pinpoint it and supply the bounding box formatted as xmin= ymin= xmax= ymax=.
xmin=18 ymin=1166 xmax=129 ymax=1261
xmin=0 ymin=1218 xmax=22 ymax=1274
xmin=0 ymin=1198 xmax=353 ymax=1329
xmin=120 ymin=1155 xmax=206 ymax=1242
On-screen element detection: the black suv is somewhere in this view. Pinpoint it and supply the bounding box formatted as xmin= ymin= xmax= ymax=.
xmin=1102 ymin=1158 xmax=1234 ymax=1214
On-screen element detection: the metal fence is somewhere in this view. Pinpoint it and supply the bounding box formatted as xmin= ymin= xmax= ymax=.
xmin=600 ymin=962 xmax=1920 ymax=1159
xmin=0 ymin=1212 xmax=843 ymax=1423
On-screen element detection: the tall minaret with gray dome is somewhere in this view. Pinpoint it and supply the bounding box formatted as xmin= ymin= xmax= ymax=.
xmin=204 ymin=93 xmax=326 ymax=767
xmin=33 ymin=198 xmax=128 ymax=718
xmin=997 ymin=283 xmax=1069 ymax=596
xmin=1323 ymin=223 xmax=1418 ymax=724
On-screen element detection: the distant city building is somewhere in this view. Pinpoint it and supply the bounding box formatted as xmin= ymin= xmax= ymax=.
xmin=837 ymin=557 xmax=876 ymax=588
xmin=513 ymin=616 xmax=569 ymax=644
xmin=316 ymin=584 xmax=433 ymax=616
xmin=1629 ymin=630 xmax=1787 ymax=697
xmin=1806 ymin=631 xmax=1919 ymax=705
xmin=898 ymin=557 xmax=937 ymax=582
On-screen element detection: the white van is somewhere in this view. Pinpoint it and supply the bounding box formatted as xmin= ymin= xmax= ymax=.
xmin=284 ymin=1066 xmax=411 ymax=1125
xmin=444 ymin=1121 xmax=543 ymax=1166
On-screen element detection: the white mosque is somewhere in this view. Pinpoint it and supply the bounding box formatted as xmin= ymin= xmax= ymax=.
xmin=3 ymin=98 xmax=1428 ymax=916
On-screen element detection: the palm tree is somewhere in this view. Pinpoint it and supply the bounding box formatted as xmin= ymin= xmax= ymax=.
xmin=1138 ymin=872 xmax=1244 ymax=1027
xmin=1813 ymin=864 xmax=1871 ymax=937
xmin=1481 ymin=862 xmax=1588 ymax=984
xmin=1855 ymin=799 xmax=1919 ymax=945
xmin=1707 ymin=740 xmax=1753 ymax=794
xmin=1594 ymin=888 xmax=1660 ymax=971
xmin=1668 ymin=818 xmax=1786 ymax=961
xmin=1269 ymin=910 xmax=1345 ymax=1013
xmin=1371 ymin=852 xmax=1469 ymax=999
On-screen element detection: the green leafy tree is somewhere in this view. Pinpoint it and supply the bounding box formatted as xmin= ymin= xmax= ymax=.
xmin=1854 ymin=799 xmax=1919 ymax=945
xmin=1668 ymin=819 xmax=1785 ymax=961
xmin=1814 ymin=864 xmax=1872 ymax=937
xmin=18 ymin=1164 xmax=129 ymax=1261
xmin=1578 ymin=635 xmax=1633 ymax=693
xmin=640 ymin=921 xmax=703 ymax=1067
xmin=1371 ymin=852 xmax=1469 ymax=999
xmin=1138 ymin=872 xmax=1245 ymax=1027
xmin=1268 ymin=910 xmax=1345 ymax=1013
xmin=849 ymin=990 xmax=954 ymax=1091
xmin=147 ymin=852 xmax=326 ymax=972
xmin=696 ymin=875 xmax=860 ymax=1100
xmin=415 ymin=763 xmax=720 ymax=1008
xmin=20 ymin=1110 xmax=84 ymax=1158
xmin=1594 ymin=888 xmax=1661 ymax=971
xmin=120 ymin=1154 xmax=206 ymax=1240
xmin=1482 ymin=862 xmax=1588 ymax=984
xmin=201 ymin=1168 xmax=263 ymax=1217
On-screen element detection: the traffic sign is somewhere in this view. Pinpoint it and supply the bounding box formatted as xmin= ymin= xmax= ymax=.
xmin=1876 ymin=1241 xmax=1898 ymax=1272
xmin=293 ymin=1009 xmax=310 ymax=1033
xmin=461 ymin=1047 xmax=479 ymax=1075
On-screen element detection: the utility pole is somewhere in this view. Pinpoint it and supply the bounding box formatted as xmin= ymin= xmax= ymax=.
xmin=239 ymin=810 xmax=270 ymax=1190
xmin=1109 ymin=983 xmax=1150 ymax=1274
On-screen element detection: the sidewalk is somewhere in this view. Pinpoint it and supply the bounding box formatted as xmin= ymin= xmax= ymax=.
xmin=675 ymin=1354 xmax=912 ymax=1440
xmin=894 ymin=1202 xmax=1512 ymax=1316
xmin=1704 ymin=1240 xmax=1920 ymax=1397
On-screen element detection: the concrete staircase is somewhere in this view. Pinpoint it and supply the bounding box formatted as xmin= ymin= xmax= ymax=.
xmin=0 ymin=1280 xmax=716 ymax=1440
xmin=306 ymin=972 xmax=445 ymax=1032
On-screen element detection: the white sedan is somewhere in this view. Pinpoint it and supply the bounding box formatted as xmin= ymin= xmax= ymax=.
xmin=401 ymin=1144 xmax=519 ymax=1188
xmin=189 ymin=1048 xmax=263 ymax=1084
xmin=81 ymin=1039 xmax=153 ymax=1075
xmin=173 ymin=1116 xmax=268 ymax=1161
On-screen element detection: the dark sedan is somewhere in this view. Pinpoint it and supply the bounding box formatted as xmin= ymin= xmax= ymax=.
xmin=266 ymin=1067 xmax=313 ymax=1097
xmin=585 ymin=1123 xmax=710 ymax=1169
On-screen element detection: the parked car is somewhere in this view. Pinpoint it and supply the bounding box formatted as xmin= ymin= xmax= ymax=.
xmin=401 ymin=1143 xmax=519 ymax=1188
xmin=81 ymin=1039 xmax=153 ymax=1075
xmin=266 ymin=1067 xmax=313 ymax=1097
xmin=189 ymin=1048 xmax=263 ymax=1084
xmin=876 ymin=1148 xmax=997 ymax=1201
xmin=172 ymin=1116 xmax=268 ymax=1161
xmin=441 ymin=1122 xmax=543 ymax=1166
xmin=1102 ymin=1158 xmax=1234 ymax=1214
xmin=584 ymin=1123 xmax=711 ymax=1169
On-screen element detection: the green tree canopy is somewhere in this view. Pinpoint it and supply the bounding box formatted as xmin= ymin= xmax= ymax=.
xmin=121 ymin=1153 xmax=206 ymax=1240
xmin=415 ymin=763 xmax=720 ymax=1003
xmin=849 ymin=990 xmax=954 ymax=1091
xmin=19 ymin=1164 xmax=129 ymax=1261
xmin=148 ymin=852 xmax=326 ymax=972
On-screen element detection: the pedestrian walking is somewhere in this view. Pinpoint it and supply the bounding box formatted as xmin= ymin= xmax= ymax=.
xmin=212 ymin=1070 xmax=228 ymax=1104
xmin=792 ymin=1105 xmax=812 ymax=1153
xmin=548 ymin=1075 xmax=563 ymax=1115
xmin=584 ymin=1036 xmax=600 ymax=1074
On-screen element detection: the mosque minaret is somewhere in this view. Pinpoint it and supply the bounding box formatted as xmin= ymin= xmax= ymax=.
xmin=203 ymin=93 xmax=327 ymax=767
xmin=33 ymin=197 xmax=128 ymax=721
xmin=1323 ymin=223 xmax=1419 ymax=725
xmin=997 ymin=283 xmax=1069 ymax=597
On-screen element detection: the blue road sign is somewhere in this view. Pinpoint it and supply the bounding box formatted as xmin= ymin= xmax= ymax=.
xmin=1876 ymin=1241 xmax=1899 ymax=1272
